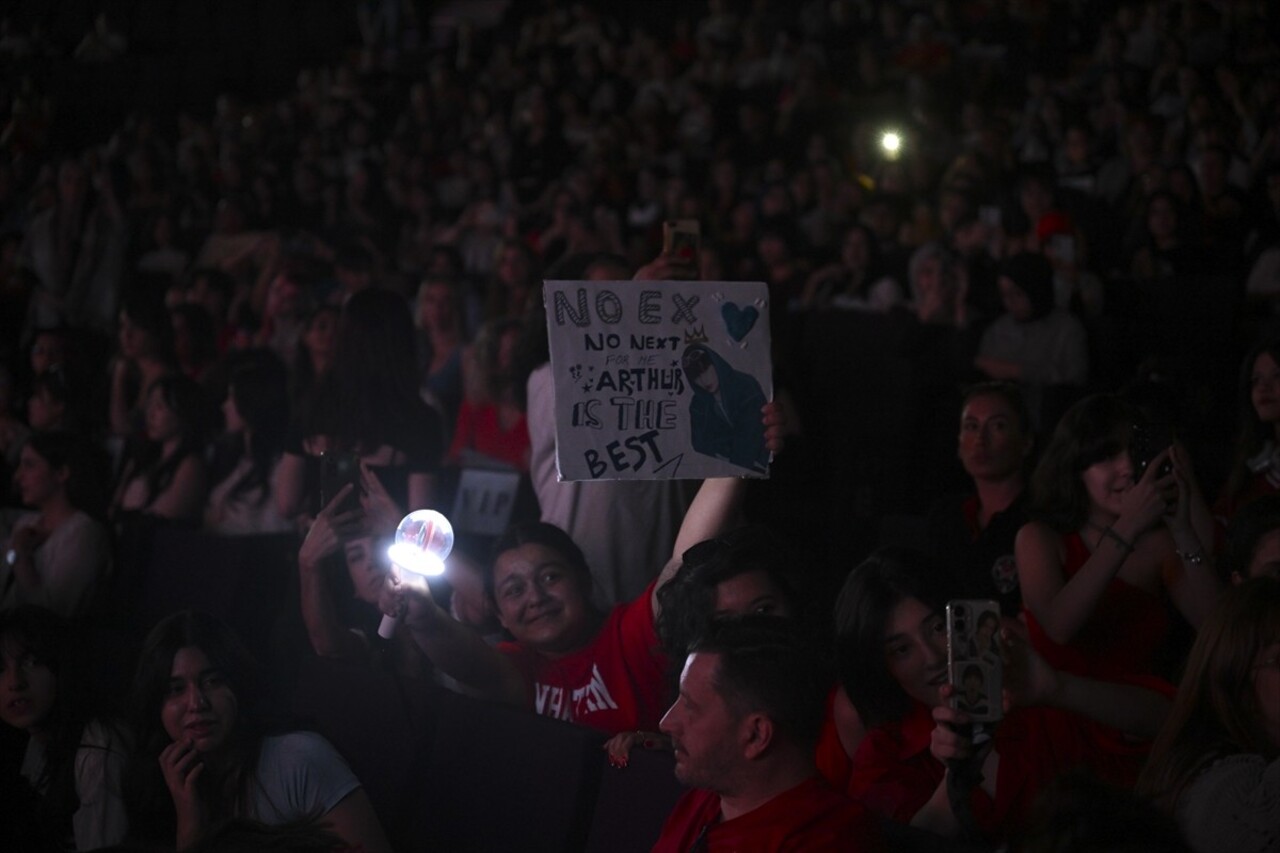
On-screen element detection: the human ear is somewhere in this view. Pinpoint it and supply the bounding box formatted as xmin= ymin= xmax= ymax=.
xmin=740 ymin=712 xmax=775 ymax=760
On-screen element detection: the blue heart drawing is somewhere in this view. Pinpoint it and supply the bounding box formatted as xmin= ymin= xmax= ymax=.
xmin=721 ymin=303 xmax=759 ymax=342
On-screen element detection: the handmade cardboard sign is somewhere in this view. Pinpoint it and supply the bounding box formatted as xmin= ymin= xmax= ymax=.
xmin=544 ymin=279 xmax=772 ymax=481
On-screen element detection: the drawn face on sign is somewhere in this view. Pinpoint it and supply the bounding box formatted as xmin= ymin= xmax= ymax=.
xmin=693 ymin=364 xmax=719 ymax=394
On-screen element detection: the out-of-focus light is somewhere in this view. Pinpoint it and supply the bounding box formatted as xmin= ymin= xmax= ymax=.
xmin=880 ymin=130 xmax=902 ymax=158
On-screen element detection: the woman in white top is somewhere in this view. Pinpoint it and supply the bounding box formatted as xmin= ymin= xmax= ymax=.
xmin=4 ymin=432 xmax=110 ymax=618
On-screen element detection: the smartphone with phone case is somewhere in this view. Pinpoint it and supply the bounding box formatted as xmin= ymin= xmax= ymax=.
xmin=662 ymin=219 xmax=701 ymax=269
xmin=946 ymin=600 xmax=1003 ymax=723
xmin=319 ymin=451 xmax=362 ymax=515
xmin=1130 ymin=420 xmax=1174 ymax=479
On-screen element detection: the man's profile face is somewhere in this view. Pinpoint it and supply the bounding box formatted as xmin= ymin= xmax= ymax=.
xmin=659 ymin=652 xmax=741 ymax=790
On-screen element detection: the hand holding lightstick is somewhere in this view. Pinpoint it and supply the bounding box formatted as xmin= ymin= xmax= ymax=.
xmin=378 ymin=509 xmax=454 ymax=639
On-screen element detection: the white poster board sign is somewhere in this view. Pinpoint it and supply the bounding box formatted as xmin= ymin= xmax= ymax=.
xmin=544 ymin=279 xmax=772 ymax=481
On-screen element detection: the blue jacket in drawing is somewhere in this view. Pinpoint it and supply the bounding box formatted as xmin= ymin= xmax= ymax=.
xmin=680 ymin=344 xmax=768 ymax=474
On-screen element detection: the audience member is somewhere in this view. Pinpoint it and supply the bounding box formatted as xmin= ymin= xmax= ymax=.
xmin=111 ymin=374 xmax=210 ymax=524
xmin=276 ymin=287 xmax=442 ymax=520
xmin=123 ymin=611 xmax=391 ymax=852
xmin=0 ymin=608 xmax=129 ymax=851
xmin=1137 ymin=578 xmax=1280 ymax=853
xmin=925 ymin=381 xmax=1035 ymax=615
xmin=4 ymin=432 xmax=110 ymax=617
xmin=652 ymin=616 xmax=883 ymax=852
xmin=204 ymin=354 xmax=292 ymax=535
xmin=833 ymin=547 xmax=1171 ymax=844
xmin=1017 ymin=394 xmax=1220 ymax=680
xmin=389 ymin=476 xmax=751 ymax=735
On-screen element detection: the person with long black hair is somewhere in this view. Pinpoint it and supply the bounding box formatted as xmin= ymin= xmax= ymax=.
xmin=204 ymin=353 xmax=292 ymax=535
xmin=0 ymin=607 xmax=129 ymax=851
xmin=124 ymin=611 xmax=390 ymax=852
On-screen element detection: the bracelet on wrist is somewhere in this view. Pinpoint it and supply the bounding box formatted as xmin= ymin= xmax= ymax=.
xmin=1101 ymin=526 xmax=1135 ymax=555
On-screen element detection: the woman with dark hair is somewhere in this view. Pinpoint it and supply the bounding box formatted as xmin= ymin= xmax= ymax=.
xmin=1016 ymin=394 xmax=1219 ymax=680
xmin=108 ymin=294 xmax=175 ymax=439
xmin=124 ymin=610 xmax=390 ymax=852
xmin=1215 ymin=340 xmax=1280 ymax=526
xmin=204 ymin=354 xmax=292 ymax=535
xmin=1013 ymin=391 xmax=1217 ymax=792
xmin=289 ymin=305 xmax=339 ymax=414
xmin=832 ymin=547 xmax=1171 ymax=843
xmin=276 ymin=287 xmax=442 ymax=520
xmin=111 ymin=374 xmax=210 ymax=524
xmin=0 ymin=608 xmax=129 ymax=850
xmin=800 ymin=222 xmax=900 ymax=311
xmin=4 ymin=433 xmax=110 ymax=617
xmin=974 ymin=252 xmax=1088 ymax=395
xmin=1137 ymin=579 xmax=1280 ymax=852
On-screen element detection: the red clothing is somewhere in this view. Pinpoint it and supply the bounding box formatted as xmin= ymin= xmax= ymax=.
xmin=814 ymin=687 xmax=853 ymax=789
xmin=447 ymin=400 xmax=531 ymax=472
xmin=652 ymin=776 xmax=883 ymax=852
xmin=498 ymin=581 xmax=669 ymax=735
xmin=846 ymin=703 xmax=1092 ymax=842
xmin=1023 ymin=532 xmax=1170 ymax=681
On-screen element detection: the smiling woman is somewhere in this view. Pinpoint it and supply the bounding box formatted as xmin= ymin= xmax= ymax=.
xmin=394 ymin=476 xmax=752 ymax=735
xmin=1015 ymin=394 xmax=1220 ymax=681
xmin=124 ymin=612 xmax=391 ymax=853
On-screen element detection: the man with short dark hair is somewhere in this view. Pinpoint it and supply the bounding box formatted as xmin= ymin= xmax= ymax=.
xmin=652 ymin=617 xmax=882 ymax=851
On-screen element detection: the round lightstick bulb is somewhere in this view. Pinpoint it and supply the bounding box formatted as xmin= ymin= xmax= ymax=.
xmin=380 ymin=510 xmax=454 ymax=639
xmin=880 ymin=130 xmax=902 ymax=157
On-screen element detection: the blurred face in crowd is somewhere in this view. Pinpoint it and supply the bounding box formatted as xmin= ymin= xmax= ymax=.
xmin=1253 ymin=639 xmax=1280 ymax=749
xmin=998 ymin=276 xmax=1034 ymax=323
xmin=30 ymin=333 xmax=65 ymax=376
xmin=492 ymin=543 xmax=593 ymax=656
xmin=660 ymin=652 xmax=742 ymax=789
xmin=883 ymin=597 xmax=948 ymax=709
xmin=118 ymin=310 xmax=156 ymax=362
xmin=0 ymin=637 xmax=57 ymax=735
xmin=12 ymin=443 xmax=66 ymax=508
xmin=958 ymin=392 xmax=1029 ymax=483
xmin=304 ymin=310 xmax=338 ymax=368
xmin=1252 ymin=352 xmax=1280 ymax=426
xmin=27 ymin=386 xmax=65 ymax=432
xmin=418 ymin=281 xmax=455 ymax=331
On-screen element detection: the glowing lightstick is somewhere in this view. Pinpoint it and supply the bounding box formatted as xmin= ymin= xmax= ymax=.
xmin=378 ymin=509 xmax=454 ymax=639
